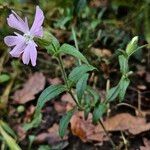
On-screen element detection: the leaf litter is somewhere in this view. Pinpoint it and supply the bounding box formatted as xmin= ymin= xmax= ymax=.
xmin=13 ymin=72 xmax=46 ymax=104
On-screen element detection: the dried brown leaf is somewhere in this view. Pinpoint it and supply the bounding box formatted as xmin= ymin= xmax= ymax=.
xmin=70 ymin=112 xmax=150 ymax=143
xmin=70 ymin=112 xmax=108 ymax=142
xmin=35 ymin=124 xmax=68 ymax=145
xmin=48 ymin=77 xmax=62 ymax=85
xmin=13 ymin=73 xmax=46 ymax=104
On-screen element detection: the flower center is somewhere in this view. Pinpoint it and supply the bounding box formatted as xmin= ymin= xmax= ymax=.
xmin=23 ymin=33 xmax=34 ymax=44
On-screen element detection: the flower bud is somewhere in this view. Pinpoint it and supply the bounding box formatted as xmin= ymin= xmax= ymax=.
xmin=126 ymin=36 xmax=138 ymax=56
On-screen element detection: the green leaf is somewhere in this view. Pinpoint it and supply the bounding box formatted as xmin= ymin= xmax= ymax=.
xmin=73 ymin=0 xmax=87 ymax=14
xmin=36 ymin=84 xmax=66 ymax=113
xmin=0 ymin=121 xmax=16 ymax=138
xmin=106 ymin=85 xmax=120 ymax=102
xmin=23 ymin=113 xmax=42 ymax=131
xmin=24 ymin=85 xmax=66 ymax=131
xmin=84 ymin=107 xmax=91 ymax=120
xmin=0 ymin=124 xmax=21 ymax=150
xmin=59 ymin=108 xmax=75 ymax=138
xmin=0 ymin=74 xmax=10 ymax=83
xmin=93 ymin=103 xmax=107 ymax=124
xmin=119 ymin=55 xmax=129 ymax=74
xmin=38 ymin=145 xmax=51 ymax=150
xmin=118 ymin=77 xmax=130 ymax=101
xmin=76 ymin=73 xmax=89 ymax=103
xmin=86 ymin=86 xmax=100 ymax=106
xmin=58 ymin=44 xmax=89 ymax=64
xmin=126 ymin=36 xmax=138 ymax=57
xmin=68 ymin=64 xmax=95 ymax=85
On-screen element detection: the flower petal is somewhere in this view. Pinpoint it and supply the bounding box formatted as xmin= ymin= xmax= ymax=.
xmin=22 ymin=41 xmax=37 ymax=66
xmin=4 ymin=33 xmax=25 ymax=47
xmin=29 ymin=41 xmax=37 ymax=66
xmin=7 ymin=11 xmax=29 ymax=33
xmin=9 ymin=41 xmax=26 ymax=57
xmin=30 ymin=6 xmax=44 ymax=37
xmin=22 ymin=44 xmax=30 ymax=65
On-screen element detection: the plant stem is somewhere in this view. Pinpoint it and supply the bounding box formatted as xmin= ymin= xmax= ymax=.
xmin=57 ymin=55 xmax=82 ymax=109
xmin=99 ymin=119 xmax=117 ymax=150
xmin=71 ymin=26 xmax=82 ymax=65
xmin=57 ymin=55 xmax=69 ymax=87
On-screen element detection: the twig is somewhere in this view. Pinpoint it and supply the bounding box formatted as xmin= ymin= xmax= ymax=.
xmin=99 ymin=119 xmax=117 ymax=150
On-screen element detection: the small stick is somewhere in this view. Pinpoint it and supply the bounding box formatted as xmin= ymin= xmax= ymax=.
xmin=99 ymin=119 xmax=117 ymax=150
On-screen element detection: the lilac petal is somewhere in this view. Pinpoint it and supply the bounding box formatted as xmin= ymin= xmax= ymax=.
xmin=4 ymin=33 xmax=25 ymax=47
xmin=10 ymin=41 xmax=26 ymax=58
xmin=29 ymin=41 xmax=37 ymax=66
xmin=30 ymin=6 xmax=44 ymax=37
xmin=7 ymin=11 xmax=29 ymax=33
xmin=22 ymin=41 xmax=37 ymax=66
xmin=22 ymin=44 xmax=30 ymax=65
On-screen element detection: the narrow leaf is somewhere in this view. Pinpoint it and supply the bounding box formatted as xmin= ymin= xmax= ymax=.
xmin=68 ymin=64 xmax=95 ymax=85
xmin=76 ymin=73 xmax=89 ymax=103
xmin=93 ymin=103 xmax=107 ymax=124
xmin=106 ymin=85 xmax=120 ymax=102
xmin=86 ymin=86 xmax=100 ymax=106
xmin=0 ymin=125 xmax=21 ymax=150
xmin=36 ymin=84 xmax=66 ymax=112
xmin=119 ymin=55 xmax=128 ymax=74
xmin=59 ymin=108 xmax=75 ymax=138
xmin=119 ymin=77 xmax=130 ymax=101
xmin=58 ymin=44 xmax=89 ymax=64
xmin=24 ymin=85 xmax=66 ymax=130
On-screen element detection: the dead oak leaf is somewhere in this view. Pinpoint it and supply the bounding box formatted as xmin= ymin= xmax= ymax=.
xmin=13 ymin=72 xmax=46 ymax=104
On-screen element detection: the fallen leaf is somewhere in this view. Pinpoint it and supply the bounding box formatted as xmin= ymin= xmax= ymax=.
xmin=61 ymin=93 xmax=76 ymax=105
xmin=48 ymin=77 xmax=62 ymax=85
xmin=70 ymin=112 xmax=108 ymax=142
xmin=140 ymin=138 xmax=150 ymax=150
xmin=54 ymin=101 xmax=67 ymax=113
xmin=35 ymin=123 xmax=68 ymax=145
xmin=70 ymin=112 xmax=150 ymax=142
xmin=13 ymin=73 xmax=46 ymax=104
xmin=102 ymin=113 xmax=150 ymax=135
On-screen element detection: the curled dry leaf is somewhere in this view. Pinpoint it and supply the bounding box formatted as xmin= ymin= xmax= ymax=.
xmin=13 ymin=72 xmax=46 ymax=104
xmin=70 ymin=111 xmax=108 ymax=142
xmin=70 ymin=112 xmax=150 ymax=143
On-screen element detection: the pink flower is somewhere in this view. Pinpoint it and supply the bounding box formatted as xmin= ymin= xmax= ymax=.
xmin=4 ymin=6 xmax=44 ymax=66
